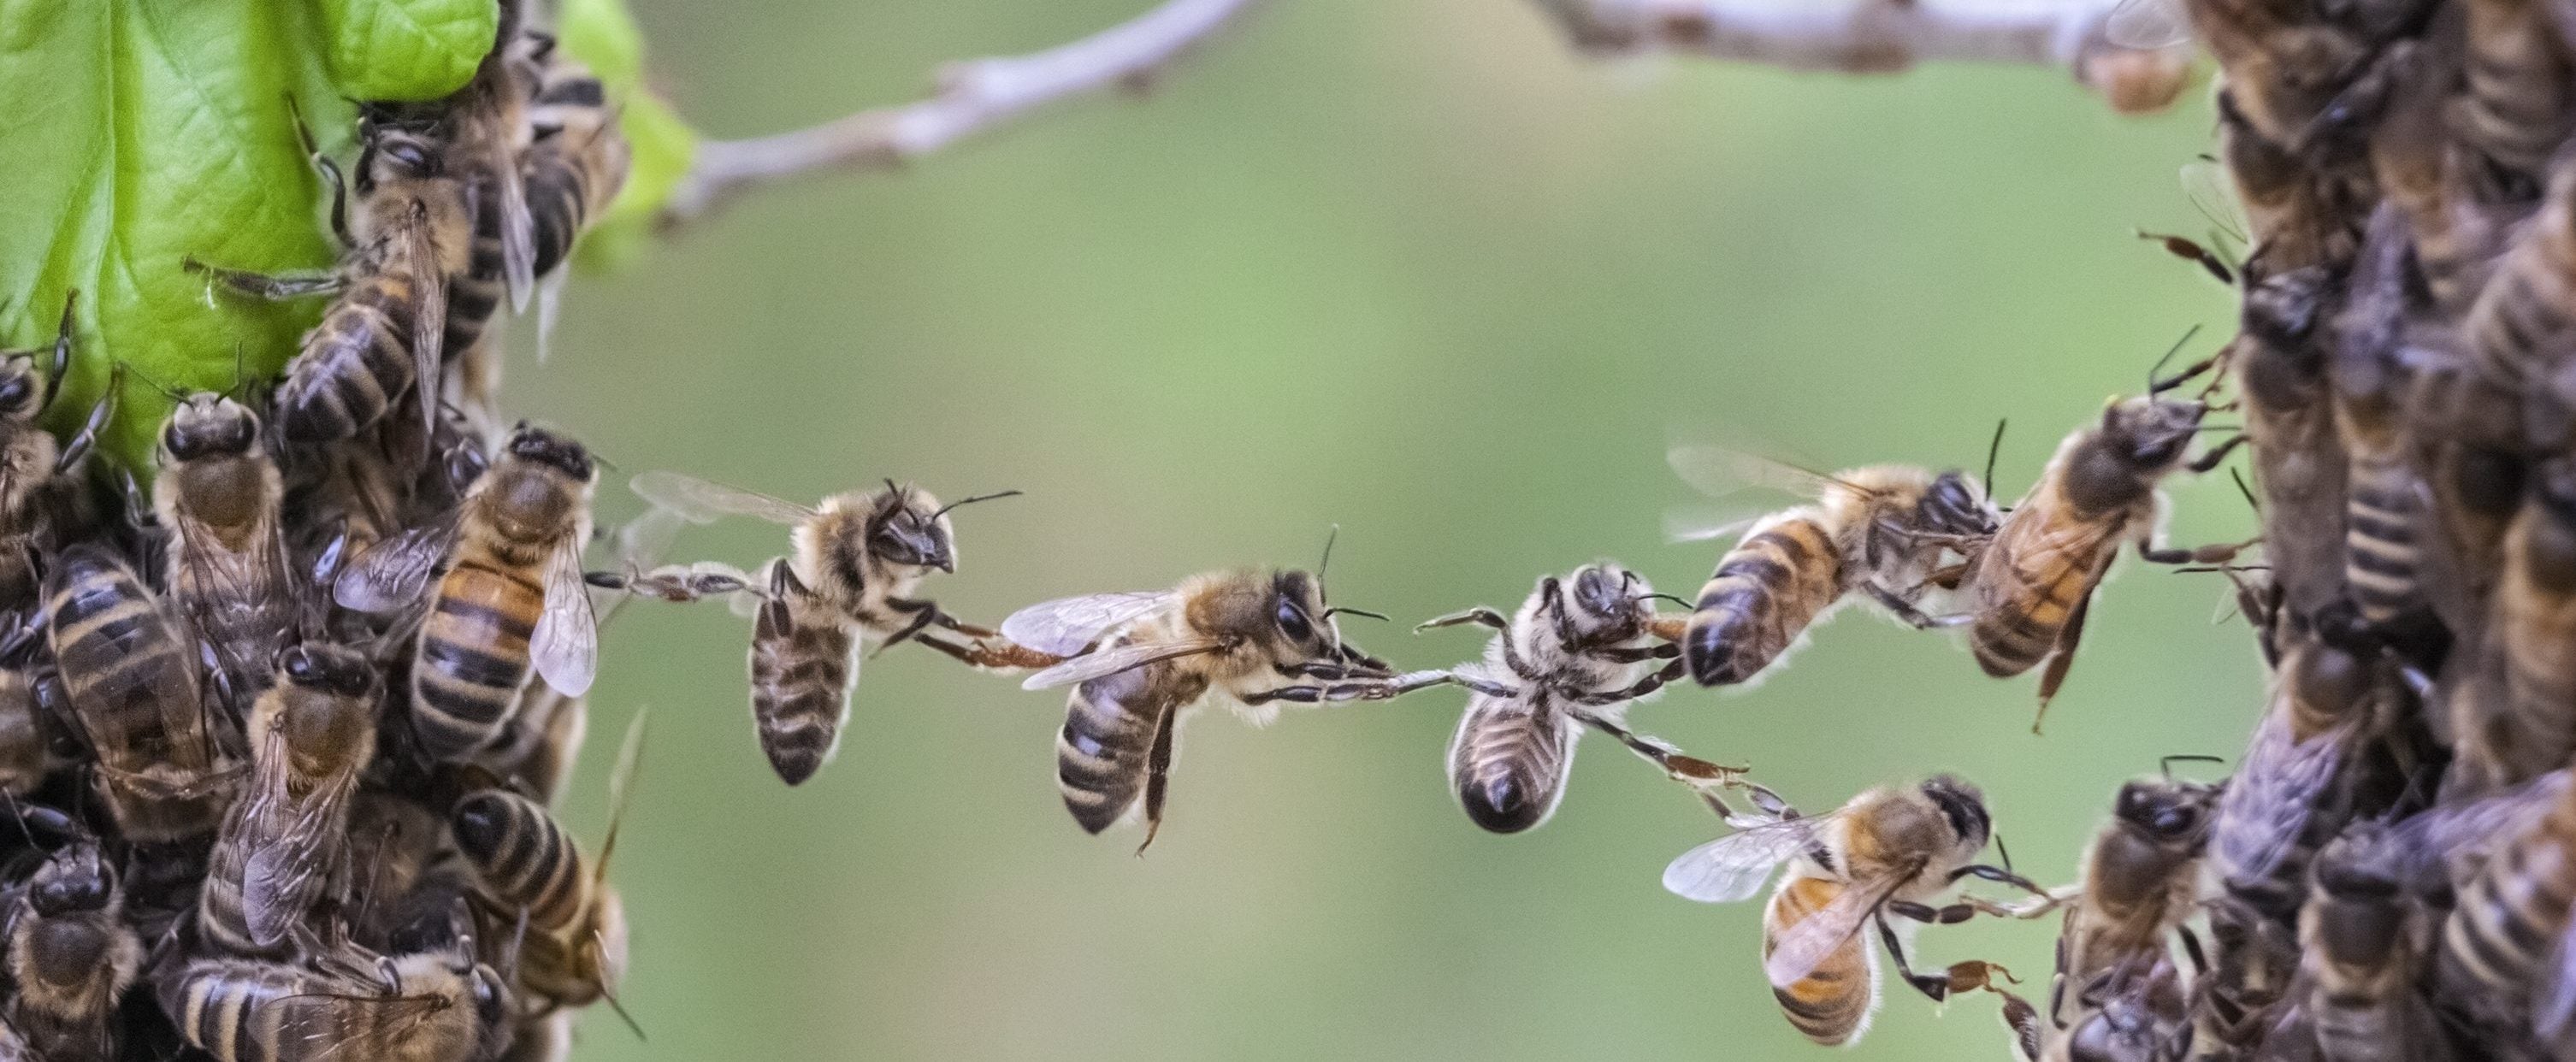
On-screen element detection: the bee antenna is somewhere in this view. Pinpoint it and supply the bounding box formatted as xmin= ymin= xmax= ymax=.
xmin=1321 ymin=606 xmax=1389 ymax=622
xmin=1993 ymin=833 xmax=2017 ymax=875
xmin=883 ymin=478 xmax=904 ymax=504
xmin=1982 ymin=418 xmax=2007 ymax=505
xmin=2146 ymin=324 xmax=2207 ymax=393
xmin=2160 ymin=754 xmax=2226 ymax=778
xmin=930 ymin=489 xmax=1023 ymax=520
xmin=1316 ymin=524 xmax=1340 ymax=599
xmin=119 ymin=360 xmax=189 ymax=403
xmin=600 ymin=973 xmax=647 ymax=1041
xmin=1633 ymin=592 xmax=1693 ymax=609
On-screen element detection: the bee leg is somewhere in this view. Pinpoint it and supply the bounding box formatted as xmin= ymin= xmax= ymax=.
xmin=2029 ymin=583 xmax=2099 ymax=735
xmin=38 ymin=290 xmax=73 ymax=411
xmin=1566 ymin=705 xmax=1746 ymax=791
xmin=1539 ymin=576 xmax=1583 ymax=652
xmin=51 ymin=363 xmax=118 ymax=476
xmin=2136 ymin=536 xmax=2259 ymax=565
xmin=1412 ymin=607 xmax=1510 ymax=634
xmin=1858 ymin=583 xmax=1972 ymax=629
xmin=1583 ymin=645 xmax=1668 ymax=663
xmin=1873 ymin=914 xmax=1961 ymax=1003
xmin=2186 ymin=433 xmax=2249 ymax=473
xmin=1136 ymin=703 xmax=1179 ymax=855
xmin=871 ymin=601 xmax=944 ymax=658
xmin=1243 ymin=670 xmax=1461 ymax=705
xmin=178 ymin=258 xmax=346 ymax=301
xmin=1946 ymin=862 xmax=2050 ymax=900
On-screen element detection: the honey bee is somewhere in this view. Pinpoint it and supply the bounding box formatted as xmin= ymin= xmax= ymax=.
xmin=2436 ymin=766 xmax=2576 ymax=1041
xmin=0 ymin=622 xmax=63 ymax=797
xmin=523 ymin=50 xmax=629 ymax=287
xmin=1959 ymin=364 xmax=2242 ymax=730
xmin=2470 ymin=456 xmax=2576 ymax=787
xmin=161 ymin=945 xmax=512 ymax=1062
xmin=431 ymin=27 xmax=547 ymax=366
xmin=1006 ymin=562 xmax=1453 ymax=849
xmin=188 ymin=106 xmax=464 ymax=443
xmin=2298 ymin=823 xmax=2452 ymax=1062
xmin=197 ymin=643 xmax=380 ymax=957
xmin=626 ymin=471 xmax=1017 ymax=785
xmin=4 ymin=830 xmax=140 ymax=1062
xmin=2334 ymin=204 xmax=2438 ymax=640
xmin=0 ymin=291 xmax=115 ymax=611
xmin=2209 ymin=632 xmax=2386 ymax=922
xmin=44 ymin=544 xmax=235 ymax=842
xmin=2234 ymin=263 xmax=2350 ymax=617
xmin=1664 ymin=447 xmax=2000 ymax=687
xmin=1421 ymin=563 xmax=1741 ymax=834
xmin=1662 ymin=776 xmax=2043 ymax=1046
xmin=336 ymin=425 xmax=597 ymax=761
xmin=2035 ymin=956 xmax=2190 ymax=1062
xmin=149 ymin=392 xmax=294 ymax=708
xmin=2463 ymin=162 xmax=2576 ymax=398
xmin=2451 ymin=0 xmax=2574 ymax=204
xmin=453 ymin=709 xmax=641 ymax=1023
xmin=2210 ymin=91 xmax=2369 ymax=274
xmin=2028 ymin=764 xmax=2221 ymax=1033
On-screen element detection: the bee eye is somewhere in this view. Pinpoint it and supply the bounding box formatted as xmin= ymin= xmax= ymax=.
xmin=1273 ymin=599 xmax=1313 ymax=643
xmin=2153 ymin=807 xmax=2195 ymax=834
xmin=0 ymin=376 xmax=30 ymax=409
xmin=387 ymin=142 xmax=432 ymax=172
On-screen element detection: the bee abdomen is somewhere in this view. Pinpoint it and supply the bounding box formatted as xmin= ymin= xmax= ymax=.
xmin=275 ymin=277 xmax=424 ymax=442
xmin=1766 ymin=879 xmax=1870 ymax=1045
xmin=164 ymin=959 xmax=315 ymax=1062
xmin=1057 ymin=681 xmax=1152 ymax=835
xmin=1684 ymin=520 xmax=1842 ymax=687
xmin=747 ymin=602 xmax=854 ymax=786
xmin=193 ymin=835 xmax=269 ymax=958
xmin=2344 ymin=461 xmax=2425 ymax=625
xmin=1445 ymin=695 xmax=1572 ymax=834
xmin=2438 ymin=813 xmax=2576 ymax=1003
xmin=2467 ymin=260 xmax=2576 ymax=383
xmin=452 ymin=790 xmax=588 ymax=933
xmin=411 ymin=563 xmax=542 ymax=760
xmin=0 ymin=670 xmax=44 ymax=795
xmin=525 ymin=154 xmax=597 ymax=279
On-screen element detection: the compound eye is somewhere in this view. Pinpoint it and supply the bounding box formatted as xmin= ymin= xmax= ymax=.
xmin=0 ymin=377 xmax=30 ymax=410
xmin=281 ymin=648 xmax=316 ymax=682
xmin=2153 ymin=806 xmax=2198 ymax=835
xmin=1273 ymin=599 xmax=1313 ymax=643
xmin=387 ymin=141 xmax=433 ymax=172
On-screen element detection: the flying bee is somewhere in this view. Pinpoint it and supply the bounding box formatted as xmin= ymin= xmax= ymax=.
xmin=162 ymin=945 xmax=513 ymax=1062
xmin=1957 ymin=356 xmax=2243 ymax=730
xmin=1005 ymin=558 xmax=1455 ymax=850
xmin=5 ymin=828 xmax=140 ymax=1062
xmin=188 ymin=104 xmax=464 ymax=443
xmin=0 ymin=291 xmax=115 ymax=611
xmin=1663 ymin=776 xmax=2046 ymax=1047
xmin=149 ymin=390 xmax=295 ymax=708
xmin=1420 ymin=563 xmax=1743 ymax=834
xmin=337 ymin=425 xmax=597 ymax=762
xmin=44 ymin=544 xmax=235 ymax=842
xmin=452 ymin=711 xmax=642 ymax=1024
xmin=197 ymin=643 xmax=380 ymax=957
xmin=624 ymin=471 xmax=1019 ymax=785
xmin=2024 ymin=764 xmax=2221 ymax=1033
xmin=1664 ymin=446 xmax=2000 ymax=688
xmin=2298 ymin=823 xmax=2452 ymax=1062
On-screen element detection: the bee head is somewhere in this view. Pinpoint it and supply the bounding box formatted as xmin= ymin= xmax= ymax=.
xmin=275 ymin=642 xmax=379 ymax=700
xmin=28 ymin=844 xmax=113 ymax=917
xmin=1916 ymin=773 xmax=1991 ymax=850
xmin=2111 ymin=779 xmax=2212 ymax=843
xmin=1917 ymin=471 xmax=1997 ymax=538
xmin=505 ymin=425 xmax=595 ymax=482
xmin=162 ymin=393 xmax=260 ymax=463
xmin=1560 ymin=563 xmax=1655 ymax=643
xmin=0 ymin=357 xmax=41 ymax=419
xmin=355 ymin=109 xmax=448 ymax=192
xmin=1267 ymin=569 xmax=1332 ymax=654
xmin=866 ymin=482 xmax=957 ymax=574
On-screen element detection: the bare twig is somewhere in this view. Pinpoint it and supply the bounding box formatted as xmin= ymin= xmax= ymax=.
xmin=1532 ymin=0 xmax=2193 ymax=113
xmin=659 ymin=0 xmax=1262 ymax=227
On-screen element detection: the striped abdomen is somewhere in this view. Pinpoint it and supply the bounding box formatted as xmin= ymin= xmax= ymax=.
xmin=411 ymin=553 xmax=544 ymax=760
xmin=2344 ymin=451 xmax=2426 ymax=627
xmin=275 ymin=273 xmax=429 ymax=443
xmin=747 ymin=572 xmax=855 ymax=786
xmin=45 ymin=549 xmax=223 ymax=841
xmin=440 ymin=167 xmax=508 ymax=362
xmin=161 ymin=959 xmax=390 ymax=1062
xmin=1057 ymin=654 xmax=1199 ymax=834
xmin=1445 ymin=691 xmax=1574 ymax=834
xmin=1685 ymin=515 xmax=1846 ymax=686
xmin=452 ymin=790 xmax=588 ymax=935
xmin=195 ymin=811 xmax=270 ymax=958
xmin=2493 ymin=501 xmax=2576 ymax=778
xmin=525 ymin=73 xmax=625 ymax=277
xmin=2455 ymin=0 xmax=2575 ymax=194
xmin=1967 ymin=516 xmax=2118 ymax=679
xmin=1765 ymin=876 xmax=1874 ymax=1045
xmin=2464 ymin=194 xmax=2576 ymax=386
xmin=2437 ymin=794 xmax=2576 ymax=1016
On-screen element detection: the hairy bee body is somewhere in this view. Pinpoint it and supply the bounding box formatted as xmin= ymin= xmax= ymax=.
xmin=2435 ymin=773 xmax=2576 ymax=1030
xmin=747 ymin=564 xmax=858 ymax=785
xmin=1766 ymin=872 xmax=1881 ymax=1044
xmin=451 ymin=789 xmax=624 ymax=1009
xmin=1683 ymin=465 xmax=1992 ymax=687
xmin=198 ymin=646 xmax=379 ymax=956
xmin=154 ymin=395 xmax=292 ymax=703
xmin=1056 ymin=617 xmax=1211 ymax=836
xmin=408 ymin=430 xmax=594 ymax=760
xmin=2300 ymin=827 xmax=2450 ymax=1062
xmin=6 ymin=843 xmax=139 ymax=1062
xmin=2451 ymin=0 xmax=2574 ymax=202
xmin=0 ymin=664 xmax=52 ymax=796
xmin=2210 ymin=636 xmax=2378 ymax=921
xmin=0 ymin=295 xmax=92 ymax=612
xmin=2237 ymin=267 xmax=2351 ymax=616
xmin=2047 ymin=776 xmax=2220 ymax=1031
xmin=2486 ymin=459 xmax=2576 ymax=782
xmin=162 ymin=951 xmax=508 ymax=1062
xmin=45 ymin=546 xmax=232 ymax=842
xmin=2464 ymin=167 xmax=2576 ymax=394
xmin=523 ymin=57 xmax=629 ymax=279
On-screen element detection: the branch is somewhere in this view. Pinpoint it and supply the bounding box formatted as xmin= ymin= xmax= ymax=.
xmin=658 ymin=0 xmax=1262 ymax=228
xmin=1533 ymin=0 xmax=2193 ymax=114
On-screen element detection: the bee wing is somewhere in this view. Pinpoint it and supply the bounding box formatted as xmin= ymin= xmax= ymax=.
xmin=533 ymin=538 xmax=601 ymax=697
xmin=1001 ymin=591 xmax=1182 ymax=658
xmin=2105 ymin=0 xmax=2192 ymax=49
xmin=2541 ymin=913 xmax=2576 ymax=1040
xmin=171 ymin=510 xmax=293 ymax=663
xmin=2384 ymin=769 xmax=2570 ymax=886
xmin=494 ymin=144 xmax=538 ymax=312
xmin=1661 ymin=816 xmax=1825 ymax=903
xmin=241 ymin=758 xmax=358 ymax=947
xmin=389 ymin=210 xmax=446 ymax=437
xmin=333 ymin=517 xmax=459 ymax=614
xmin=1663 ymin=504 xmax=1771 ymax=545
xmin=1020 ymin=637 xmax=1227 ymax=691
xmin=1667 ymin=445 xmax=1848 ymax=500
xmin=2209 ymin=708 xmax=2343 ymax=886
xmin=1761 ymin=862 xmax=1921 ymax=991
xmin=629 ymin=470 xmax=817 ymax=527
xmin=2182 ymin=156 xmax=2253 ymax=249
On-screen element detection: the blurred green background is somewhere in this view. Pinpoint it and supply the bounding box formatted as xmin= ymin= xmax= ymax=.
xmin=523 ymin=2 xmax=2260 ymax=1058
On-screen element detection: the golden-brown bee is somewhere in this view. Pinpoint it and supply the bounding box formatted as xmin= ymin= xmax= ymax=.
xmin=1421 ymin=563 xmax=1739 ymax=834
xmin=197 ymin=643 xmax=380 ymax=957
xmin=431 ymin=27 xmax=547 ymax=365
xmin=190 ymin=107 xmax=466 ymax=443
xmin=2234 ymin=263 xmax=2350 ymax=617
xmin=2031 ymin=767 xmax=2221 ymax=1033
xmin=451 ymin=787 xmax=629 ymax=1018
xmin=1007 ymin=563 xmax=1452 ymax=849
xmin=337 ymin=426 xmax=597 ymax=761
xmin=1665 ymin=448 xmax=1999 ymax=687
xmin=2298 ymin=823 xmax=2453 ymax=1062
xmin=2335 ymin=204 xmax=2437 ymax=637
xmin=1663 ymin=776 xmax=2042 ymax=1047
xmin=2210 ymin=91 xmax=2370 ymax=274
xmin=626 ymin=472 xmax=1017 ymax=785
xmin=2435 ymin=766 xmax=2576 ymax=1041
xmin=44 ymin=544 xmax=235 ymax=842
xmin=151 ymin=392 xmax=294 ymax=707
xmin=2450 ymin=0 xmax=2574 ymax=204
xmin=5 ymin=831 xmax=140 ymax=1062
xmin=161 ymin=946 xmax=513 ymax=1062
xmin=2464 ymin=162 xmax=2576 ymax=398
xmin=523 ymin=50 xmax=630 ymax=291
xmin=0 ymin=292 xmax=115 ymax=612
xmin=2473 ymin=457 xmax=2576 ymax=788
xmin=1959 ymin=378 xmax=2238 ymax=729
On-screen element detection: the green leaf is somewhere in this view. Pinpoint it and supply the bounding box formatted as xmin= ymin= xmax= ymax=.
xmin=0 ymin=0 xmax=487 ymax=474
xmin=560 ymin=0 xmax=698 ymax=272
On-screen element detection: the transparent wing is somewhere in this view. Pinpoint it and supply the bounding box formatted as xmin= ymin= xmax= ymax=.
xmin=533 ymin=538 xmax=601 ymax=697
xmin=2541 ymin=914 xmax=2576 ymax=1039
xmin=1663 ymin=504 xmax=1773 ymax=545
xmin=171 ymin=511 xmax=294 ymax=659
xmin=334 ymin=518 xmax=458 ymax=614
xmin=629 ymin=470 xmax=816 ymax=527
xmin=2182 ymin=157 xmax=2252 ymax=248
xmin=1001 ymin=591 xmax=1181 ymax=657
xmin=2209 ymin=708 xmax=2343 ymax=887
xmin=1668 ymin=445 xmax=1846 ymax=500
xmin=1020 ymin=637 xmax=1227 ymax=691
xmin=2106 ymin=0 xmax=2193 ymax=50
xmin=1762 ymin=863 xmax=1920 ymax=991
xmin=1662 ymin=815 xmax=1829 ymax=903
xmin=2385 ymin=768 xmax=2569 ymax=886
xmin=242 ymin=765 xmax=357 ymax=947
xmin=392 ymin=215 xmax=446 ymax=437
xmin=495 ymin=144 xmax=537 ymax=312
